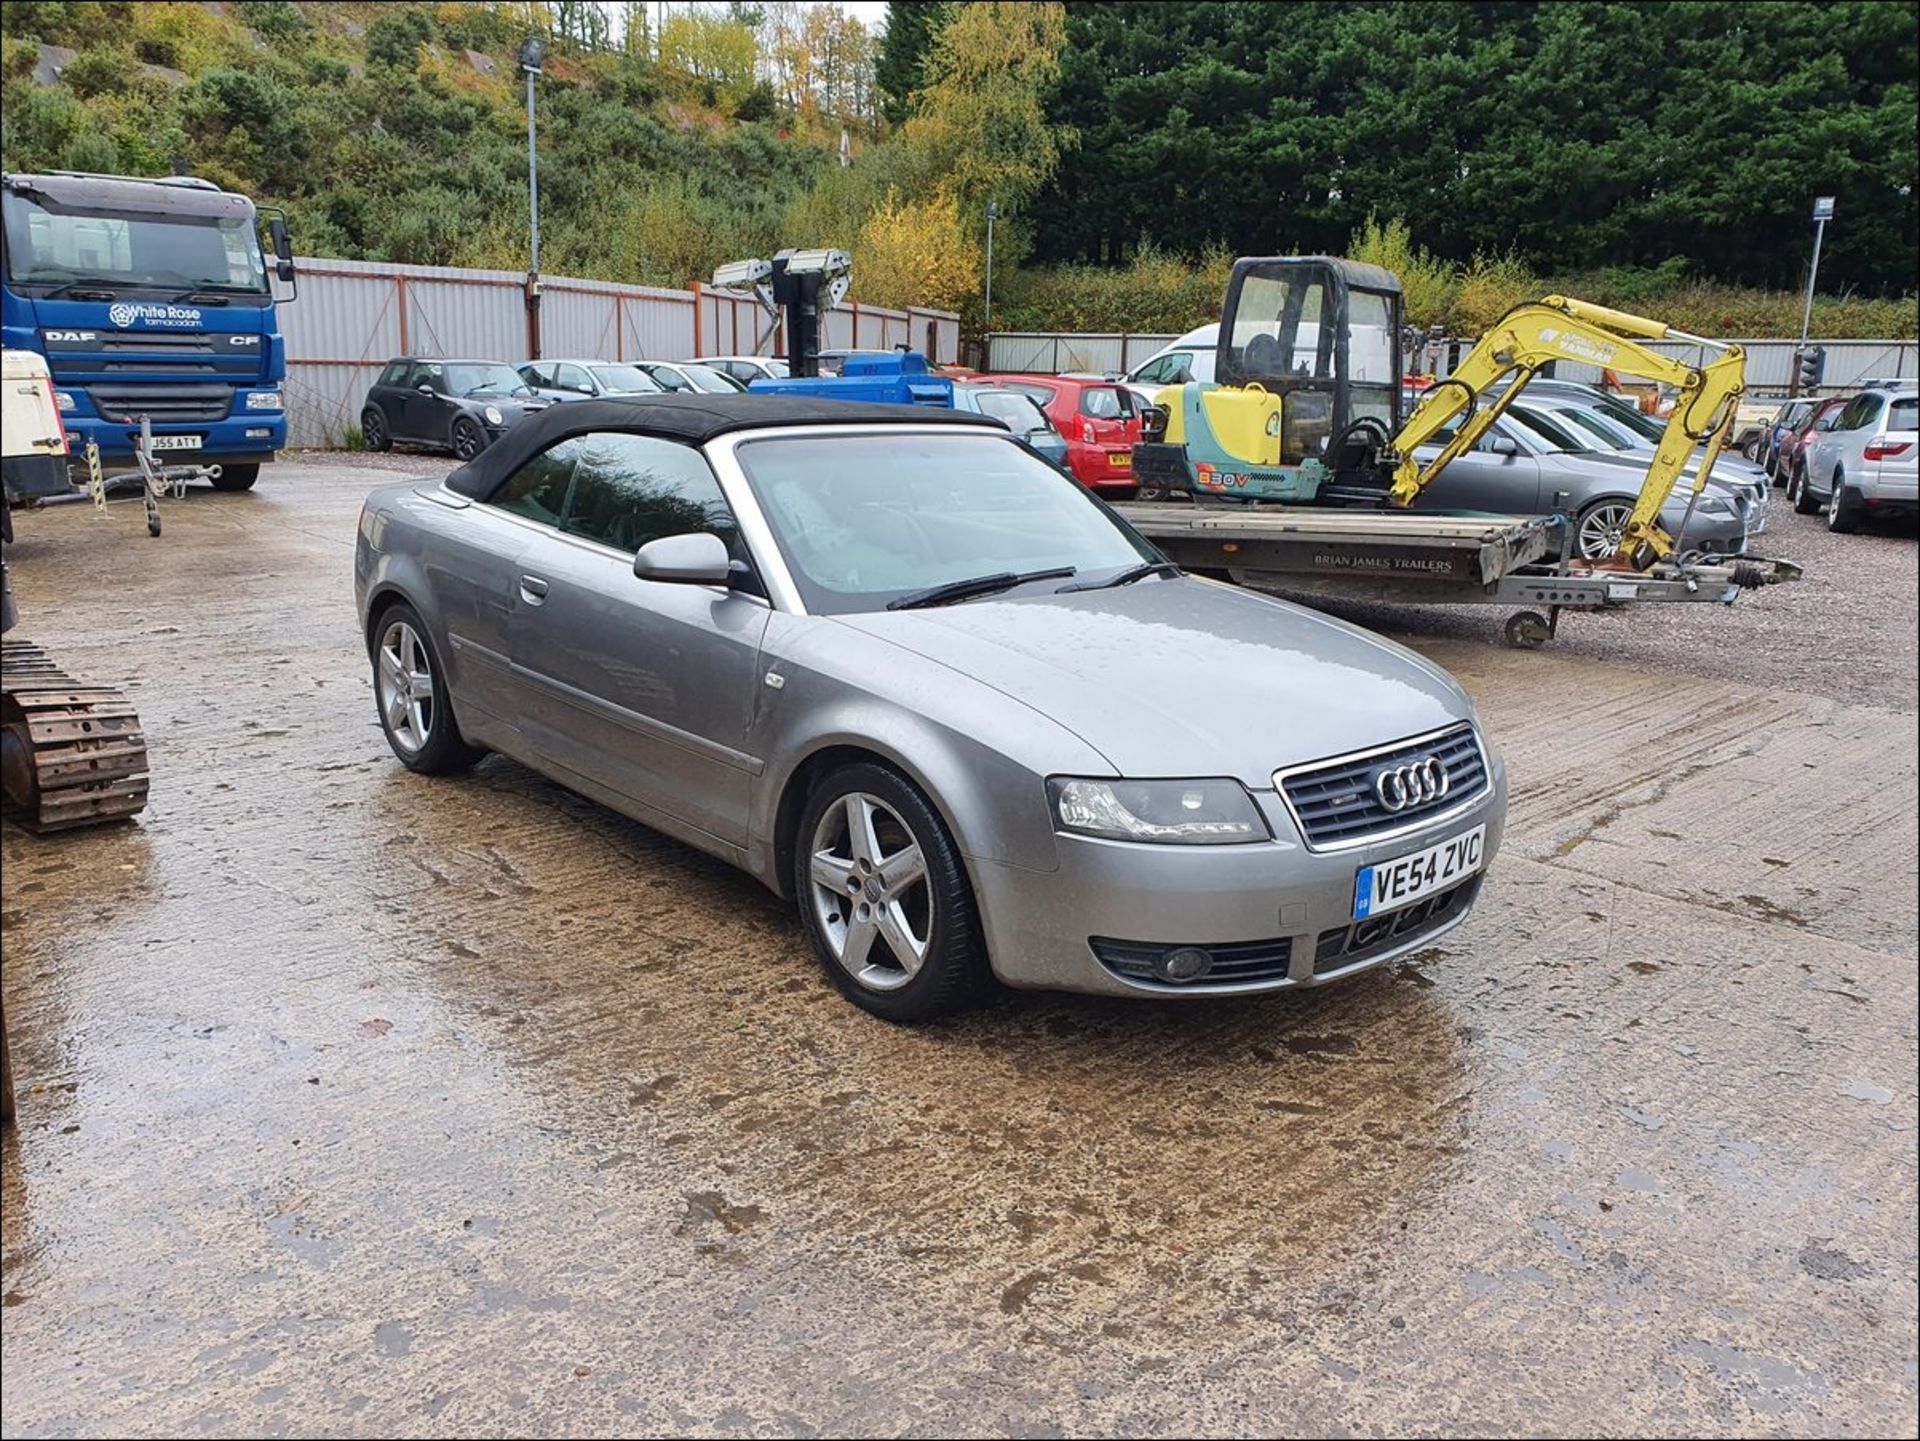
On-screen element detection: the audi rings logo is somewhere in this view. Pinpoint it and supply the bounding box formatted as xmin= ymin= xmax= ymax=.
xmin=1374 ymin=756 xmax=1450 ymax=812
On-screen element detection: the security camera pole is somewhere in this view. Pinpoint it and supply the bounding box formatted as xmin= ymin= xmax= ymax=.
xmin=1792 ymin=196 xmax=1834 ymax=397
xmin=519 ymin=35 xmax=547 ymax=358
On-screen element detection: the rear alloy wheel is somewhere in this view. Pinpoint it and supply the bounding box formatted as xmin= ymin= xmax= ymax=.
xmin=795 ymin=763 xmax=989 ymax=1022
xmin=1574 ymin=500 xmax=1634 ymax=561
xmin=370 ymin=603 xmax=484 ymax=774
xmin=362 ymin=406 xmax=392 ymax=453
xmin=1827 ymin=474 xmax=1862 ymax=533
xmin=450 ymin=416 xmax=487 ymax=461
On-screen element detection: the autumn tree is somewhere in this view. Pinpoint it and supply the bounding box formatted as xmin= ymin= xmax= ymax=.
xmin=855 ymin=187 xmax=979 ymax=312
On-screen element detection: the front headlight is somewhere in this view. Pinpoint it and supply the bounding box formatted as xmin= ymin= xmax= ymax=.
xmin=483 ymin=405 xmax=504 ymax=425
xmin=53 ymin=389 xmax=77 ymax=412
xmin=244 ymin=390 xmax=283 ymax=410
xmin=1049 ymin=777 xmax=1268 ymax=845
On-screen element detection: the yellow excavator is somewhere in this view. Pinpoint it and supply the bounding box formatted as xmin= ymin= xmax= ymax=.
xmin=1131 ymin=257 xmax=1746 ymax=569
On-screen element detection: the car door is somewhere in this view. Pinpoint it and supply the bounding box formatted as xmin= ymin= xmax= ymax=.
xmin=1412 ymin=419 xmax=1544 ymax=513
xmin=554 ymin=363 xmax=598 ymax=399
xmin=401 ymin=362 xmax=453 ymax=440
xmin=509 ymin=431 xmax=770 ymax=847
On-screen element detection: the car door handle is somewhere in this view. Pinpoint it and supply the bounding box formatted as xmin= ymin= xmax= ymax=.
xmin=518 ymin=574 xmax=550 ymax=605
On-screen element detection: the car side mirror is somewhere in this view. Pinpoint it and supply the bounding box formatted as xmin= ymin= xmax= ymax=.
xmin=633 ymin=532 xmax=732 ymax=586
xmin=417 ymin=384 xmax=435 ymax=395
xmin=1489 ymin=435 xmax=1520 ymax=457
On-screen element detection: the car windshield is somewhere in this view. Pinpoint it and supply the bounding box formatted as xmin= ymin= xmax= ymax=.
xmin=679 ymin=364 xmax=744 ymax=393
xmin=445 ymin=363 xmax=531 ymax=396
xmin=734 ymin=431 xmax=1156 ymax=615
xmin=1589 ymin=394 xmax=1666 ymax=442
xmin=589 ymin=364 xmax=663 ymax=394
xmin=1546 ymin=405 xmax=1637 ymax=451
xmin=1505 ymin=404 xmax=1591 ymax=453
xmin=972 ymin=391 xmax=1050 ymax=432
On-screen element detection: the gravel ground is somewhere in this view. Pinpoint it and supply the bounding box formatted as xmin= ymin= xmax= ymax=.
xmin=1265 ymin=499 xmax=1919 ymax=713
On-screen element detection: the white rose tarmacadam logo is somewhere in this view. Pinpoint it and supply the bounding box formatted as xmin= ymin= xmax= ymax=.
xmin=106 ymin=302 xmax=203 ymax=329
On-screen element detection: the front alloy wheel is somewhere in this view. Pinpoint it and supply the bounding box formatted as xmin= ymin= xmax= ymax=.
xmin=450 ymin=416 xmax=487 ymax=461
xmin=795 ymin=763 xmax=989 ymax=1021
xmin=1575 ymin=500 xmax=1634 ymax=560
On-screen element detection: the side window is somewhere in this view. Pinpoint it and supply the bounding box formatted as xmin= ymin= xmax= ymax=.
xmin=1838 ymin=394 xmax=1882 ymax=431
xmin=520 ymin=362 xmax=552 ymax=389
xmin=559 ymin=433 xmax=739 ymax=554
xmin=1133 ymin=356 xmax=1170 ymax=384
xmin=557 ymin=364 xmax=593 ymax=394
xmin=416 ymin=362 xmax=447 ymax=394
xmin=488 ymin=437 xmax=580 ymax=528
xmin=1889 ymin=397 xmax=1917 ymax=431
xmin=379 ymin=361 xmax=409 ymax=387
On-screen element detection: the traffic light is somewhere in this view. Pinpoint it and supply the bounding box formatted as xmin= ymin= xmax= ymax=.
xmin=1796 ymin=345 xmax=1826 ymax=393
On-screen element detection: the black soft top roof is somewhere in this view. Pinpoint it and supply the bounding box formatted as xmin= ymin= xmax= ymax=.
xmin=444 ymin=393 xmax=1003 ymax=499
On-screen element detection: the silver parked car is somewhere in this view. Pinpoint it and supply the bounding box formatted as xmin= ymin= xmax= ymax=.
xmin=951 ymin=382 xmax=1071 ymax=470
xmin=354 ymin=396 xmax=1508 ymax=1021
xmin=1412 ymin=405 xmax=1749 ymax=560
xmin=517 ymin=358 xmax=665 ymax=402
xmin=1799 ymin=386 xmax=1918 ymax=531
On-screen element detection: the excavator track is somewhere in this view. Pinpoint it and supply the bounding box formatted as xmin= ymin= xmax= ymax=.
xmin=1 ymin=639 xmax=149 ymax=832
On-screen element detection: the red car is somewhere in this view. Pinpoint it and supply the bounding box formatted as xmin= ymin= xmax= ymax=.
xmin=975 ymin=373 xmax=1142 ymax=495
xmin=1778 ymin=395 xmax=1850 ymax=490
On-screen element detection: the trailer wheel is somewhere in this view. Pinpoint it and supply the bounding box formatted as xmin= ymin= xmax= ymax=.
xmin=1505 ymin=611 xmax=1552 ymax=649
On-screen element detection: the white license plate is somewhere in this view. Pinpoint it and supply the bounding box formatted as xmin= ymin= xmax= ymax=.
xmin=148 ymin=434 xmax=203 ymax=451
xmin=1353 ymin=825 xmax=1485 ymax=920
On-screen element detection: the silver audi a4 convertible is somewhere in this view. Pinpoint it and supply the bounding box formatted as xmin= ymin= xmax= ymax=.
xmin=354 ymin=395 xmax=1507 ymax=1021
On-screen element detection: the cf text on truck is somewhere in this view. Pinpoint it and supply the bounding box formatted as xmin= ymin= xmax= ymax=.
xmin=1 ymin=171 xmax=296 ymax=492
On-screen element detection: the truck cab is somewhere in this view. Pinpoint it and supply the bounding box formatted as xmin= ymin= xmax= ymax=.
xmin=1 ymin=171 xmax=293 ymax=490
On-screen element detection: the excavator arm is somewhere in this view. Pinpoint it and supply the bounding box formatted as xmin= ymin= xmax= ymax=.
xmin=1387 ymin=296 xmax=1746 ymax=567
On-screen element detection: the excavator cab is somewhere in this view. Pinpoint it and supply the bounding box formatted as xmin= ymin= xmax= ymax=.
xmin=1135 ymin=257 xmax=1403 ymax=503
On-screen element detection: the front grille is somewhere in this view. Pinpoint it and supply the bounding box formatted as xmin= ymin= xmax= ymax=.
xmin=1279 ymin=723 xmax=1487 ymax=849
xmin=1091 ymin=934 xmax=1294 ymax=987
xmin=89 ymin=383 xmax=232 ymax=423
xmin=98 ymin=333 xmax=217 ymax=354
xmin=1314 ymin=876 xmax=1480 ymax=974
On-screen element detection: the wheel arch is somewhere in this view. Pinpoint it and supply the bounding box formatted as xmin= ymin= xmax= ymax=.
xmin=769 ymin=741 xmax=977 ymax=904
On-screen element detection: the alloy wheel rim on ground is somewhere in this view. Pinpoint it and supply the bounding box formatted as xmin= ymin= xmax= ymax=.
xmin=364 ymin=413 xmax=384 ymax=447
xmin=377 ymin=620 xmax=434 ymax=753
xmin=1578 ymin=503 xmax=1634 ymax=560
xmin=454 ymin=423 xmax=482 ymax=459
xmin=808 ymin=792 xmax=932 ymax=992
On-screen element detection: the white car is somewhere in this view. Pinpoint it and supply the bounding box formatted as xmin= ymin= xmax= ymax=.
xmin=636 ymin=361 xmax=748 ymax=395
xmin=1123 ymin=324 xmax=1218 ymax=406
xmin=697 ymin=355 xmax=790 ymax=385
xmin=1800 ymin=385 xmax=1919 ymax=531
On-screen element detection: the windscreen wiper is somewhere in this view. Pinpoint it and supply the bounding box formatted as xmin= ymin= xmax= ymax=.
xmin=32 ymin=277 xmax=121 ymax=299
xmin=1057 ymin=561 xmax=1181 ymax=592
xmin=887 ymin=566 xmax=1077 ymax=611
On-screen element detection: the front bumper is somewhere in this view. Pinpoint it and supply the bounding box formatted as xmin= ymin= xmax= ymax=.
xmin=969 ymin=760 xmax=1508 ymax=998
xmin=60 ymin=410 xmax=287 ymax=462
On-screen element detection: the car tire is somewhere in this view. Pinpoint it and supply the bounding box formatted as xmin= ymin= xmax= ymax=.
xmin=793 ymin=761 xmax=991 ymax=1023
xmin=362 ymin=407 xmax=392 ymax=453
xmin=450 ymin=416 xmax=487 ymax=461
xmin=368 ymin=600 xmax=485 ymax=775
xmin=209 ymin=463 xmax=259 ymax=492
xmin=1791 ymin=461 xmax=1820 ymax=515
xmin=1827 ymin=474 xmax=1862 ymax=533
xmin=1573 ymin=498 xmax=1635 ymax=561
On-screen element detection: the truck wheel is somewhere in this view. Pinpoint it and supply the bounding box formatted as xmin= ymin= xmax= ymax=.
xmin=209 ymin=464 xmax=259 ymax=492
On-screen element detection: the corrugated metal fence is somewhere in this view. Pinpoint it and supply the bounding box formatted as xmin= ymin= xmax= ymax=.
xmin=986 ymin=331 xmax=1917 ymax=394
xmin=282 ymin=255 xmax=961 ymax=447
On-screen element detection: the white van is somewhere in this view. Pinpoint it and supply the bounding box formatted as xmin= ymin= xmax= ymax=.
xmin=1124 ymin=324 xmax=1217 ymax=405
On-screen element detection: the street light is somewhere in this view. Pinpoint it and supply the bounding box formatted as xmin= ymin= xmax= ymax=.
xmin=984 ymin=200 xmax=999 ymax=339
xmin=518 ymin=35 xmax=546 ymax=357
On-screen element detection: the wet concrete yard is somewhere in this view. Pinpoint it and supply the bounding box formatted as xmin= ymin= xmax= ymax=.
xmin=3 ymin=458 xmax=1915 ymax=1436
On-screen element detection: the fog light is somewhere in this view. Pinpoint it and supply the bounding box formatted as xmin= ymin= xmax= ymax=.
xmin=245 ymin=427 xmax=271 ymax=438
xmin=1156 ymin=946 xmax=1213 ymax=982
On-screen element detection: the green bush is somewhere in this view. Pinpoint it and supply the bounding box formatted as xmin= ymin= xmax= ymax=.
xmin=234 ymin=2 xmax=310 ymax=47
xmin=59 ymin=45 xmax=129 ymax=97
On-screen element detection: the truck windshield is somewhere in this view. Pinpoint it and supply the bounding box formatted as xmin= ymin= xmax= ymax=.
xmin=3 ymin=190 xmax=266 ymax=296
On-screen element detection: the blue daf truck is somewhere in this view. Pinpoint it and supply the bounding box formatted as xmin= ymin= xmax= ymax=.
xmin=1 ymin=171 xmax=295 ymax=493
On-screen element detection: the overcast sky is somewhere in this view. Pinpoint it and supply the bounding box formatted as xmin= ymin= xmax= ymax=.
xmin=809 ymin=0 xmax=889 ymax=27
